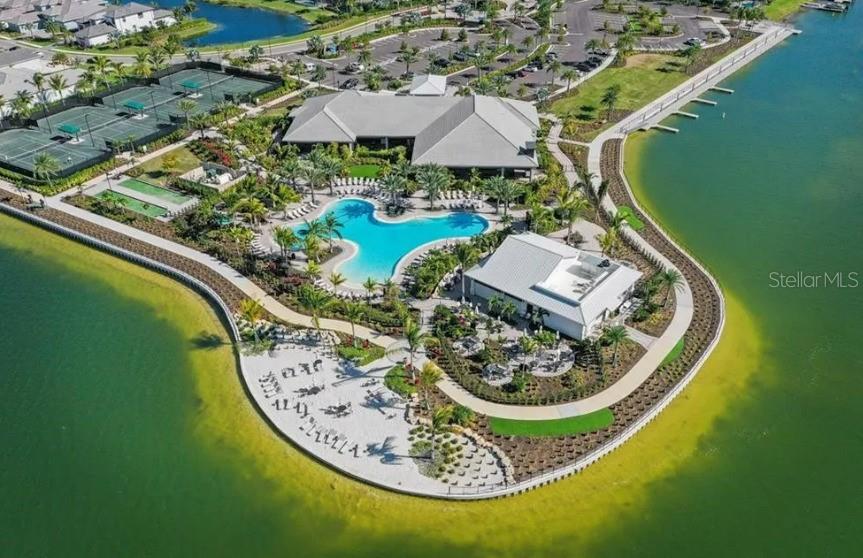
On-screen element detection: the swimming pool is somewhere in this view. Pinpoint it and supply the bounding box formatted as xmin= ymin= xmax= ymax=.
xmin=298 ymin=198 xmax=489 ymax=284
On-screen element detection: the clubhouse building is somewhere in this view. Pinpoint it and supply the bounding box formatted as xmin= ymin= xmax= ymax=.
xmin=465 ymin=233 xmax=642 ymax=340
xmin=282 ymin=91 xmax=540 ymax=176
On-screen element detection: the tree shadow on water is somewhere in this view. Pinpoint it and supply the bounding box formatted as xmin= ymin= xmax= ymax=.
xmin=190 ymin=331 xmax=229 ymax=350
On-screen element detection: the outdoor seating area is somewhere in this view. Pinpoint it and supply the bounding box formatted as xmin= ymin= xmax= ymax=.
xmin=239 ymin=319 xmax=509 ymax=494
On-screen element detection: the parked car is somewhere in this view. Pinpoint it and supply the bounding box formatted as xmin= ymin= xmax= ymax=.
xmin=303 ymin=62 xmax=316 ymax=72
xmin=342 ymin=78 xmax=359 ymax=89
xmin=684 ymin=37 xmax=705 ymax=47
xmin=346 ymin=62 xmax=364 ymax=74
xmin=453 ymin=51 xmax=469 ymax=62
xmin=546 ymin=51 xmax=559 ymax=61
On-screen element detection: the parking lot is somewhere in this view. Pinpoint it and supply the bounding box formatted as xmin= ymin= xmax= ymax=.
xmin=279 ymin=0 xmax=726 ymax=99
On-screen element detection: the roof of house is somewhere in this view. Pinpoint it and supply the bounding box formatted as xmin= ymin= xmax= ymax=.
xmin=465 ymin=232 xmax=642 ymax=326
xmin=153 ymin=8 xmax=173 ymax=19
xmin=409 ymin=73 xmax=447 ymax=96
xmin=74 ymin=21 xmax=114 ymax=39
xmin=104 ymin=1 xmax=152 ymax=19
xmin=284 ymin=91 xmax=539 ymax=169
xmin=47 ymin=0 xmax=107 ymax=23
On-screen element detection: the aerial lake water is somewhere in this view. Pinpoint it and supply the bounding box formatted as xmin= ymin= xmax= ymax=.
xmin=1 ymin=7 xmax=861 ymax=557
xmin=127 ymin=0 xmax=310 ymax=46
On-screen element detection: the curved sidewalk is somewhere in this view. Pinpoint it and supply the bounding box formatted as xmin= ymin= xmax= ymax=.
xmin=434 ymin=120 xmax=694 ymax=420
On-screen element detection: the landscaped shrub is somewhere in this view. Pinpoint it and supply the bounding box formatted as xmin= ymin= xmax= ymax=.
xmin=385 ymin=364 xmax=416 ymax=397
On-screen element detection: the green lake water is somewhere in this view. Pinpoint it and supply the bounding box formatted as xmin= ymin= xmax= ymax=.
xmin=1 ymin=8 xmax=862 ymax=557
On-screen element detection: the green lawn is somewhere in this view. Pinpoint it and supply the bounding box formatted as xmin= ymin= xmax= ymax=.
xmin=348 ymin=164 xmax=381 ymax=178
xmin=617 ymin=205 xmax=645 ymax=231
xmin=208 ymin=0 xmax=335 ymax=23
xmin=489 ymin=409 xmax=615 ymax=437
xmin=552 ymin=54 xmax=688 ymax=139
xmin=660 ymin=338 xmax=685 ymax=367
xmin=131 ymin=147 xmax=201 ymax=185
xmin=764 ymin=0 xmax=809 ymax=21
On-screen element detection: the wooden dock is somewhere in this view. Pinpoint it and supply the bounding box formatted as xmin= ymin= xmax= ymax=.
xmin=802 ymin=2 xmax=847 ymax=12
xmin=674 ymin=111 xmax=699 ymax=119
xmin=692 ymin=98 xmax=718 ymax=106
xmin=710 ymin=86 xmax=735 ymax=94
xmin=653 ymin=124 xmax=679 ymax=134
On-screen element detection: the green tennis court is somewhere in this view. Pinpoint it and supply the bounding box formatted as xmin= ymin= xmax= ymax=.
xmin=0 ymin=127 xmax=107 ymax=175
xmin=119 ymin=178 xmax=192 ymax=205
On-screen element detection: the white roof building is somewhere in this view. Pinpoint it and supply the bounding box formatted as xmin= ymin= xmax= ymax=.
xmin=409 ymin=73 xmax=447 ymax=96
xmin=465 ymin=233 xmax=642 ymax=340
xmin=283 ymin=91 xmax=539 ymax=172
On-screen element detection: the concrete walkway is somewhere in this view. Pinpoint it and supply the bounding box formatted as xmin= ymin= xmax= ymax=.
xmin=433 ymin=119 xmax=695 ymax=419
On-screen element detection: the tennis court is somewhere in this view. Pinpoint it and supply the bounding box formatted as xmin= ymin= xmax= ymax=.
xmin=160 ymin=69 xmax=274 ymax=103
xmin=37 ymin=106 xmax=167 ymax=150
xmin=0 ymin=127 xmax=107 ymax=175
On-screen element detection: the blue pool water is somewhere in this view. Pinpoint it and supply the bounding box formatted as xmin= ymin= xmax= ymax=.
xmin=126 ymin=0 xmax=309 ymax=46
xmin=299 ymin=199 xmax=489 ymax=284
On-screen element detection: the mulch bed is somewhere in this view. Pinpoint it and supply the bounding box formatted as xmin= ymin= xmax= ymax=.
xmin=431 ymin=140 xmax=723 ymax=481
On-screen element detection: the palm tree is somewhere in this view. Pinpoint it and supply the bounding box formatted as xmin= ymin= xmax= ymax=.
xmin=321 ymin=212 xmax=343 ymax=254
xmin=363 ymin=277 xmax=377 ymax=302
xmin=561 ymin=69 xmax=578 ymax=93
xmin=601 ymin=84 xmax=621 ymax=120
xmin=379 ymin=172 xmax=406 ymax=206
xmin=88 ymin=56 xmax=112 ymax=88
xmin=329 ymin=272 xmax=346 ymax=290
xmin=189 ymin=112 xmax=209 ymax=139
xmin=518 ymin=335 xmax=537 ymax=370
xmin=557 ymin=189 xmax=590 ymax=243
xmin=297 ymin=284 xmax=333 ymax=333
xmin=12 ymin=89 xmax=34 ymax=121
xmin=418 ymin=361 xmax=442 ymax=411
xmin=306 ymin=259 xmax=322 ymax=279
xmin=227 ymin=225 xmax=254 ymax=256
xmin=299 ymin=161 xmax=326 ymax=204
xmin=176 ymin=98 xmax=198 ymax=123
xmin=453 ymin=242 xmax=479 ymax=301
xmin=414 ymin=163 xmax=450 ymax=209
xmin=133 ymin=52 xmax=152 ymax=78
xmin=239 ymin=298 xmax=265 ymax=343
xmin=232 ymin=197 xmax=267 ymax=227
xmin=272 ymin=225 xmax=299 ymax=261
xmin=598 ymin=229 xmax=619 ymax=257
xmin=483 ymin=175 xmax=521 ymax=215
xmin=398 ymin=46 xmax=419 ymax=76
xmin=402 ymin=317 xmax=427 ymax=380
xmin=658 ymin=268 xmax=684 ymax=306
xmin=33 ymin=153 xmax=60 ymax=186
xmin=528 ymin=202 xmax=555 ymax=234
xmin=343 ymin=301 xmax=364 ymax=346
xmin=547 ymin=59 xmax=562 ymax=86
xmin=47 ymin=74 xmax=68 ymax=107
xmin=429 ymin=403 xmax=454 ymax=462
xmin=28 ymin=72 xmax=49 ymax=121
xmin=318 ymin=156 xmax=342 ymax=196
xmin=601 ymin=325 xmax=629 ymax=367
